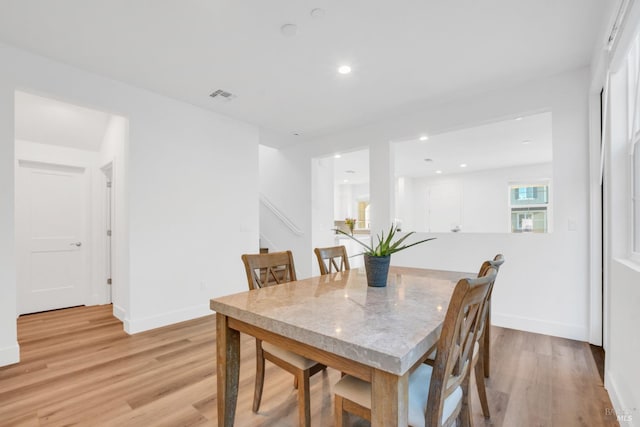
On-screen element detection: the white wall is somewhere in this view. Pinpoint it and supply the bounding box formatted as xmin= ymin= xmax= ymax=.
xmin=259 ymin=144 xmax=311 ymax=271
xmin=127 ymin=99 xmax=258 ymax=333
xmin=0 ymin=85 xmax=17 ymax=366
xmin=398 ymin=163 xmax=552 ymax=233
xmin=260 ymin=68 xmax=592 ymax=341
xmin=0 ymin=42 xmax=259 ymax=364
xmin=311 ymin=156 xmax=336 ymax=276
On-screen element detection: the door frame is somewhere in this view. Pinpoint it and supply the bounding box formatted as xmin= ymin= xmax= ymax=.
xmin=588 ymin=84 xmax=605 ymax=347
xmin=100 ymin=162 xmax=114 ymax=305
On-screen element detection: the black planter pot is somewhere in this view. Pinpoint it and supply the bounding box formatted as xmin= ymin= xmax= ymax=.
xmin=364 ymin=255 xmax=391 ymax=287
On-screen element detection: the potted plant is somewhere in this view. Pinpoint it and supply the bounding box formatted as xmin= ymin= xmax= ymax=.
xmin=345 ymin=217 xmax=356 ymax=235
xmin=336 ymin=224 xmax=435 ymax=287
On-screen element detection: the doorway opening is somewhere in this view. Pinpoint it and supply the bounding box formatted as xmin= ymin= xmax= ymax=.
xmin=311 ymin=148 xmax=370 ymax=274
xmin=14 ymin=90 xmax=128 ymax=320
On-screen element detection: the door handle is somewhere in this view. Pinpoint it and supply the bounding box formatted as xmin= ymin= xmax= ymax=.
xmin=70 ymin=242 xmax=82 ymax=247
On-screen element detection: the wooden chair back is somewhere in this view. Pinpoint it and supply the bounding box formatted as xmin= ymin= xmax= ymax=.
xmin=314 ymin=246 xmax=350 ymax=275
xmin=241 ymin=251 xmax=297 ymax=290
xmin=477 ymin=254 xmax=504 ymax=282
xmin=476 ymin=254 xmax=504 ymax=334
xmin=425 ymin=266 xmax=497 ymax=426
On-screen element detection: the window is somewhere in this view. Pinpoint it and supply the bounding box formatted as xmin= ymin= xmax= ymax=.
xmin=357 ymin=201 xmax=370 ymax=229
xmin=509 ymin=183 xmax=549 ymax=233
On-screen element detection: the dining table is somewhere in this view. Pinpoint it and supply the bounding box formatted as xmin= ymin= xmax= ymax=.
xmin=210 ymin=265 xmax=472 ymax=427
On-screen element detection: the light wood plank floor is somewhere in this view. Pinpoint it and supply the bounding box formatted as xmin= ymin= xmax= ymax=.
xmin=0 ymin=305 xmax=618 ymax=426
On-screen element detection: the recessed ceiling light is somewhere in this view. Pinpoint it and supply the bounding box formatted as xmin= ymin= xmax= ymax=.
xmin=423 ymin=158 xmax=433 ymax=162
xmin=345 ymin=170 xmax=356 ymax=174
xmin=419 ymin=135 xmax=429 ymax=141
xmin=334 ymin=154 xmax=342 ymax=159
xmin=338 ymin=65 xmax=352 ymax=75
xmin=522 ymin=139 xmax=531 ymax=145
xmin=343 ymin=179 xmax=349 ymax=183
xmin=435 ymin=170 xmax=443 ymax=174
xmin=515 ymin=117 xmax=523 ymax=121
xmin=460 ymin=163 xmax=467 ymax=168
xmin=310 ymin=8 xmax=326 ymax=18
xmin=280 ymin=24 xmax=298 ymax=38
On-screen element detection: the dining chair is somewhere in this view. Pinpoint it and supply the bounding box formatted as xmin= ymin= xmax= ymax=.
xmin=333 ymin=267 xmax=498 ymax=427
xmin=473 ymin=254 xmax=505 ymax=418
xmin=314 ymin=245 xmax=350 ymax=275
xmin=423 ymin=254 xmax=505 ymax=419
xmin=241 ymin=251 xmax=326 ymax=427
xmin=479 ymin=254 xmax=505 ymax=377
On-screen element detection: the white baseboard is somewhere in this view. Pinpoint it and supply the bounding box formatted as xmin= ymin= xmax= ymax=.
xmin=124 ymin=304 xmax=212 ymax=334
xmin=492 ymin=312 xmax=588 ymax=341
xmin=0 ymin=342 xmax=20 ymax=367
xmin=605 ymin=371 xmax=638 ymax=426
xmin=113 ymin=304 xmax=126 ymax=322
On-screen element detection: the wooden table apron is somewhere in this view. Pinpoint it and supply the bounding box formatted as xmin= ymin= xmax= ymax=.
xmin=211 ymin=266 xmax=471 ymax=427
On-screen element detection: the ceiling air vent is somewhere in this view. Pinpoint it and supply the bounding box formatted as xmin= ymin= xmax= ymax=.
xmin=209 ymin=89 xmax=236 ymax=102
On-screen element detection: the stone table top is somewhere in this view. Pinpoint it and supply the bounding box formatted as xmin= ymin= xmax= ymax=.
xmin=210 ymin=266 xmax=472 ymax=375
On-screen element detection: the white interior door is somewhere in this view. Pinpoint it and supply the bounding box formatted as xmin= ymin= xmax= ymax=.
xmin=16 ymin=160 xmax=89 ymax=315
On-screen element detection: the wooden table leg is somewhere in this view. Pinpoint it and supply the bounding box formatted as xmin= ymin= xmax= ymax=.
xmin=217 ymin=313 xmax=240 ymax=427
xmin=371 ymin=369 xmax=409 ymax=427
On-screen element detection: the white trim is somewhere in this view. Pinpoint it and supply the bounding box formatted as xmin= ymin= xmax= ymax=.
xmin=492 ymin=312 xmax=587 ymax=342
xmin=0 ymin=343 xmax=20 ymax=367
xmin=112 ymin=304 xmax=126 ymax=322
xmin=601 ymin=71 xmax=611 ymax=184
xmin=605 ymin=371 xmax=639 ymax=427
xmin=124 ymin=304 xmax=212 ymax=334
xmin=260 ymin=193 xmax=304 ymax=236
xmin=614 ymin=256 xmax=640 ymax=271
xmin=632 ymin=136 xmax=640 ymax=260
xmin=589 ymin=91 xmax=604 ymax=346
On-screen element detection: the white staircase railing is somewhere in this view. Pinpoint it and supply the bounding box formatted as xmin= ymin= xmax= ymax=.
xmin=259 ymin=193 xmax=304 ymax=236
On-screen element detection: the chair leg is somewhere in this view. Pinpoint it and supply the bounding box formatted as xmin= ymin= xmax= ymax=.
xmin=483 ymin=303 xmax=491 ymax=378
xmin=297 ymin=370 xmax=311 ymax=427
xmin=335 ymin=395 xmax=346 ymax=427
xmin=253 ymin=339 xmax=265 ymax=412
xmin=460 ymin=375 xmax=472 ymax=427
xmin=474 ymin=358 xmax=491 ymax=418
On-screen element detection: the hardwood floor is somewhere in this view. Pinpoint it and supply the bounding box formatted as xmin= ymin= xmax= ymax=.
xmin=0 ymin=305 xmax=618 ymax=426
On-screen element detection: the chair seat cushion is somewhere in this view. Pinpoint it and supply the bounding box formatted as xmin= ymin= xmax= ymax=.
xmin=262 ymin=341 xmax=318 ymax=370
xmin=333 ymin=364 xmax=462 ymax=427
xmin=408 ymin=364 xmax=462 ymax=427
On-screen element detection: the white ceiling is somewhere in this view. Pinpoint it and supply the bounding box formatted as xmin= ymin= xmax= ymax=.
xmin=394 ymin=112 xmax=552 ymax=177
xmin=0 ymin=1 xmax=611 ymax=143
xmin=333 ymin=149 xmax=370 ymax=185
xmin=15 ymin=91 xmax=112 ymax=151
xmin=333 ymin=112 xmax=552 ymax=185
